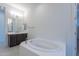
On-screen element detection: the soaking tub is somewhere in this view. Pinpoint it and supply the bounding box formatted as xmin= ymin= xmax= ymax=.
xmin=20 ymin=38 xmax=65 ymax=56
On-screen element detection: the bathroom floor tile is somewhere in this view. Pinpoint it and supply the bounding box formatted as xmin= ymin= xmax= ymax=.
xmin=0 ymin=46 xmax=19 ymax=56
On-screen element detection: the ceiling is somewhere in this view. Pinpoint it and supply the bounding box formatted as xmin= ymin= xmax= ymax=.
xmin=10 ymin=3 xmax=40 ymax=9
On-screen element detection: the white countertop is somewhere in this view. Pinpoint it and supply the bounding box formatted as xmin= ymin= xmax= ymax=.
xmin=8 ymin=31 xmax=28 ymax=35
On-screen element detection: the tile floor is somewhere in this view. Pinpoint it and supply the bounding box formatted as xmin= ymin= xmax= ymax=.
xmin=1 ymin=45 xmax=79 ymax=56
xmin=0 ymin=46 xmax=19 ymax=56
xmin=0 ymin=46 xmax=37 ymax=56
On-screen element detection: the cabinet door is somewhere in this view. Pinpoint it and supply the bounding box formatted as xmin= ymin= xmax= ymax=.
xmin=8 ymin=35 xmax=16 ymax=47
xmin=16 ymin=34 xmax=21 ymax=45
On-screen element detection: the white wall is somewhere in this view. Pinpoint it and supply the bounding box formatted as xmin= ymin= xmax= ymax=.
xmin=26 ymin=4 xmax=71 ymax=42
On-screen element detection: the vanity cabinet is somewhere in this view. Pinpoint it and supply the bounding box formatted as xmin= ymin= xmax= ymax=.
xmin=8 ymin=33 xmax=27 ymax=47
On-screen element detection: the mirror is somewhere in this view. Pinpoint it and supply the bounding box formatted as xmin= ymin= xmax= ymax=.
xmin=7 ymin=7 xmax=27 ymax=33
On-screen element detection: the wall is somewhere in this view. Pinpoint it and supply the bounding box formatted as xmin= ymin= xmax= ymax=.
xmin=0 ymin=6 xmax=6 ymax=47
xmin=26 ymin=4 xmax=71 ymax=42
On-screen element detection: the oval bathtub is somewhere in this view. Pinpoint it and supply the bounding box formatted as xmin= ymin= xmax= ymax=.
xmin=20 ymin=38 xmax=65 ymax=56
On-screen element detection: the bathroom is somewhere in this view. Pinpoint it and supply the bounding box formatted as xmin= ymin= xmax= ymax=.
xmin=0 ymin=3 xmax=77 ymax=56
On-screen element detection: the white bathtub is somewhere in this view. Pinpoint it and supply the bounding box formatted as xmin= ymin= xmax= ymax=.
xmin=20 ymin=38 xmax=65 ymax=56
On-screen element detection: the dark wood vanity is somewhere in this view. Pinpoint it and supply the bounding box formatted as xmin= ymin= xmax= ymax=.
xmin=8 ymin=33 xmax=27 ymax=47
